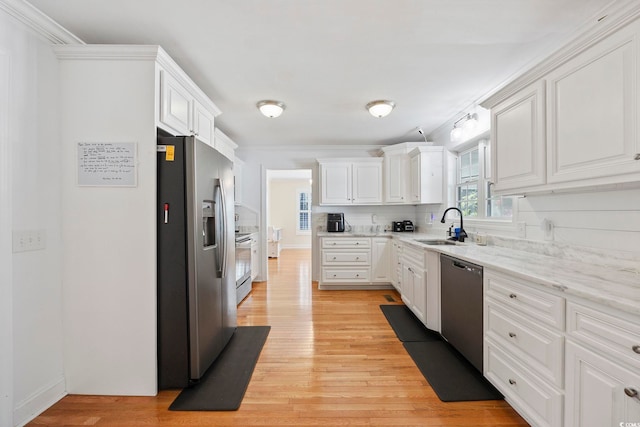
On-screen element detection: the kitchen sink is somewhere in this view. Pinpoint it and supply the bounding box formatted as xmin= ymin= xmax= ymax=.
xmin=413 ymin=239 xmax=456 ymax=245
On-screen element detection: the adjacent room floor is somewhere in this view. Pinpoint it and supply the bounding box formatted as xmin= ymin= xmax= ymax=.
xmin=29 ymin=249 xmax=528 ymax=426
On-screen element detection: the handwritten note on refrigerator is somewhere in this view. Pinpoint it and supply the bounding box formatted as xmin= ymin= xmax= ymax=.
xmin=77 ymin=142 xmax=137 ymax=187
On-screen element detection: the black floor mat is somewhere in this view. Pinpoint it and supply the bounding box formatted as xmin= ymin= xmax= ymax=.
xmin=380 ymin=305 xmax=441 ymax=342
xmin=169 ymin=326 xmax=270 ymax=411
xmin=404 ymin=340 xmax=503 ymax=402
xmin=380 ymin=304 xmax=502 ymax=402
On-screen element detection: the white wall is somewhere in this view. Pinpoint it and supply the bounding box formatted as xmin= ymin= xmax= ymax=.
xmin=0 ymin=7 xmax=66 ymax=426
xmin=57 ymin=54 xmax=158 ymax=396
xmin=268 ymin=178 xmax=312 ymax=249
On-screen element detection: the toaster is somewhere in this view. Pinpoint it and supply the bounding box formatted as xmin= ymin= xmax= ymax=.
xmin=403 ymin=220 xmax=414 ymax=232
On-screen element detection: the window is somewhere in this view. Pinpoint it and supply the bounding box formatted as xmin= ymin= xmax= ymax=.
xmin=456 ymin=141 xmax=513 ymax=219
xmin=296 ymin=189 xmax=311 ymax=234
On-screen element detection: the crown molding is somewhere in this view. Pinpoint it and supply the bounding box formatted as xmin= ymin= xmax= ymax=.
xmin=53 ymin=44 xmax=161 ymax=60
xmin=0 ymin=0 xmax=84 ymax=44
xmin=481 ymin=0 xmax=640 ymax=108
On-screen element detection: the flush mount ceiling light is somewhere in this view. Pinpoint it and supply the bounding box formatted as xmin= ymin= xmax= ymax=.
xmin=366 ymin=100 xmax=395 ymax=118
xmin=257 ymin=100 xmax=286 ymax=118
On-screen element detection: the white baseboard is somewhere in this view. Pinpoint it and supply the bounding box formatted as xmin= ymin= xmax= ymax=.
xmin=14 ymin=377 xmax=66 ymax=427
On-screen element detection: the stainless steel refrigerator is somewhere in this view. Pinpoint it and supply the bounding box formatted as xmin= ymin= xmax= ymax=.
xmin=157 ymin=133 xmax=237 ymax=389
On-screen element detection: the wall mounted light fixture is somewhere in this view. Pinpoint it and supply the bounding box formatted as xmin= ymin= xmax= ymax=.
xmin=450 ymin=113 xmax=478 ymax=142
xmin=366 ymin=100 xmax=395 ymax=118
xmin=257 ymin=100 xmax=286 ymax=118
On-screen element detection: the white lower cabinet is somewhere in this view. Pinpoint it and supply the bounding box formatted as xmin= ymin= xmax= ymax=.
xmin=371 ymin=237 xmax=391 ymax=283
xmin=399 ymin=243 xmax=427 ymax=324
xmin=486 ymin=343 xmax=564 ymax=427
xmin=565 ymin=339 xmax=640 ymax=427
xmin=319 ymin=236 xmax=391 ymax=289
xmin=250 ymin=233 xmax=259 ymax=281
xmin=390 ymin=240 xmax=401 ymax=291
xmin=484 ymin=269 xmax=565 ymax=427
xmin=564 ymin=301 xmax=640 ymax=427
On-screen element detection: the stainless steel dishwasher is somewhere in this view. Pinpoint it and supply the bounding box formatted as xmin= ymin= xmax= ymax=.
xmin=440 ymin=254 xmax=484 ymax=372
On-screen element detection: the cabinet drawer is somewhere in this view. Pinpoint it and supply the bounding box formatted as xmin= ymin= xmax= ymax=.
xmin=567 ymin=301 xmax=640 ymax=369
xmin=486 ymin=300 xmax=564 ymax=387
xmin=399 ymin=243 xmax=425 ymax=269
xmin=486 ymin=342 xmax=563 ymax=427
xmin=322 ymin=237 xmax=370 ymax=249
xmin=485 ymin=270 xmax=565 ymax=330
xmin=322 ymin=251 xmax=370 ymax=265
xmin=322 ymin=268 xmax=370 ymax=282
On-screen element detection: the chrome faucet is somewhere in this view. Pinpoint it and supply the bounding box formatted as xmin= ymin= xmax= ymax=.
xmin=440 ymin=207 xmax=468 ymax=242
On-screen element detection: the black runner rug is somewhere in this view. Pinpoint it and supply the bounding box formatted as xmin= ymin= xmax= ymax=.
xmin=169 ymin=326 xmax=270 ymax=411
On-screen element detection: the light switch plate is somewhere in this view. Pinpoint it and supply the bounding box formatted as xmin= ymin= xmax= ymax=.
xmin=12 ymin=229 xmax=46 ymax=253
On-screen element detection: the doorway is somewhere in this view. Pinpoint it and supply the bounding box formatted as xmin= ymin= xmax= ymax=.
xmin=266 ymin=169 xmax=312 ymax=283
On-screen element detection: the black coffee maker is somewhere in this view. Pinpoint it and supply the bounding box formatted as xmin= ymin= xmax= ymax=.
xmin=327 ymin=213 xmax=345 ymax=232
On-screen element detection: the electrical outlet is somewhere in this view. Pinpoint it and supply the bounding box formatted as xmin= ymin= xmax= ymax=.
xmin=541 ymin=219 xmax=554 ymax=241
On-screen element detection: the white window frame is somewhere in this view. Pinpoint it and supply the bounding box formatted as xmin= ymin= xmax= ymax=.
xmin=455 ymin=139 xmax=514 ymax=221
xmin=296 ymin=188 xmax=311 ymax=235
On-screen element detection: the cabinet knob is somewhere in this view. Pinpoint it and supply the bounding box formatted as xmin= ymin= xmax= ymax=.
xmin=635 ymin=153 xmax=640 ymax=160
xmin=632 ymin=345 xmax=640 ymax=354
xmin=508 ymin=332 xmax=517 ymax=338
xmin=509 ymin=293 xmax=517 ymax=299
xmin=356 ymin=242 xmax=360 ymax=245
xmin=332 ymin=257 xmax=336 ymax=260
xmin=356 ymin=274 xmax=360 ymax=277
xmin=333 ymin=274 xmax=337 ymax=277
xmin=355 ymin=257 xmax=360 ymax=260
xmin=508 ymin=379 xmax=516 ymax=385
xmin=624 ymin=388 xmax=638 ymax=398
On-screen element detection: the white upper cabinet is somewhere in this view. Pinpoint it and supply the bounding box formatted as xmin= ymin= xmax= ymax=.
xmin=491 ymin=81 xmax=546 ymax=192
xmin=381 ymin=142 xmax=427 ymax=204
xmin=408 ymin=146 xmax=443 ymax=204
xmin=318 ymin=159 xmax=382 ymax=205
xmin=546 ymin=20 xmax=640 ymax=185
xmin=484 ymin=11 xmax=640 ymax=195
xmin=158 ymin=68 xmax=220 ymax=147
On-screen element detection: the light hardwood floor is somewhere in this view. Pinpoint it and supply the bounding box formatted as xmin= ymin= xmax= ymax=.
xmin=30 ymin=249 xmax=528 ymax=426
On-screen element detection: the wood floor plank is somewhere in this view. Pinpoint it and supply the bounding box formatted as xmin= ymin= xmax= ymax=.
xmin=28 ymin=249 xmax=528 ymax=426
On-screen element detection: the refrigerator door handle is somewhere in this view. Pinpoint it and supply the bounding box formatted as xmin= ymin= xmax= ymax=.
xmin=214 ymin=178 xmax=227 ymax=278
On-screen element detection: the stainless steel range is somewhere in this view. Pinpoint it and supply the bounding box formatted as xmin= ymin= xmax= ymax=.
xmin=235 ymin=233 xmax=252 ymax=304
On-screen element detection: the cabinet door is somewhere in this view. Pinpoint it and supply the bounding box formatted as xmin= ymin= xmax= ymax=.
xmin=411 ymin=267 xmax=426 ymax=323
xmin=385 ymin=154 xmax=409 ymax=203
xmin=159 ymin=70 xmax=192 ymax=135
xmin=352 ymin=162 xmax=382 ymax=204
xmin=192 ymin=99 xmax=215 ymax=147
xmin=425 ymin=251 xmax=440 ymax=332
xmin=409 ymin=155 xmax=421 ymax=203
xmin=491 ymin=80 xmax=546 ymax=192
xmin=565 ymin=340 xmax=640 ymax=427
xmin=371 ymin=238 xmax=391 ymax=282
xmin=320 ymin=162 xmax=352 ymax=205
xmin=401 ymin=263 xmax=414 ymax=306
xmin=546 ymin=21 xmax=640 ymax=184
xmin=390 ymin=241 xmax=400 ymax=289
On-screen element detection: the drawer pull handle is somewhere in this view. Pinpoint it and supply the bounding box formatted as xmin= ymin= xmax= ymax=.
xmin=356 ymin=257 xmax=360 ymax=260
xmin=633 ymin=345 xmax=640 ymax=354
xmin=356 ymin=242 xmax=360 ymax=245
xmin=508 ymin=379 xmax=516 ymax=385
xmin=509 ymin=293 xmax=517 ymax=299
xmin=508 ymin=332 xmax=517 ymax=338
xmin=332 ymin=274 xmax=337 ymax=278
xmin=624 ymin=388 xmax=638 ymax=398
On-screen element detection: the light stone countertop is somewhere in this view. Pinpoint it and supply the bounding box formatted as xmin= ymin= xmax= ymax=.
xmin=318 ymin=231 xmax=640 ymax=316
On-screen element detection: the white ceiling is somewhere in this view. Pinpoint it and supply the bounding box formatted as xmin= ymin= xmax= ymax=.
xmin=28 ymin=0 xmax=613 ymax=148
